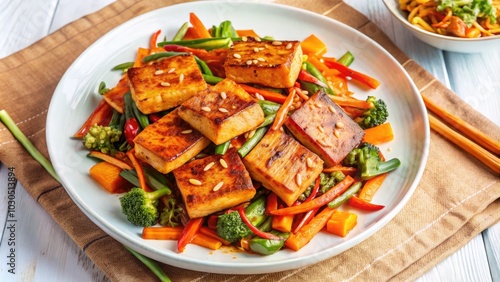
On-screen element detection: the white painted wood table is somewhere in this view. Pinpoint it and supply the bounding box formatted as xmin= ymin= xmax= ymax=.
xmin=0 ymin=0 xmax=498 ymax=281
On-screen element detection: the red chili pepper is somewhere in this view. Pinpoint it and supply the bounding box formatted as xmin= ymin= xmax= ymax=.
xmin=304 ymin=176 xmax=321 ymax=202
xmin=148 ymin=113 xmax=161 ymax=124
xmin=150 ymin=29 xmax=161 ymax=49
xmin=237 ymin=206 xmax=282 ymax=240
xmin=348 ymin=195 xmax=385 ymax=211
xmin=298 ymin=69 xmax=329 ymax=88
xmin=124 ymin=117 xmax=139 ymax=146
xmin=177 ymin=217 xmax=204 ymax=252
xmin=266 ymin=193 xmax=278 ymax=215
xmin=323 ymin=59 xmax=380 ymax=89
xmin=73 ymin=99 xmax=114 ymax=138
xmin=292 ymin=207 xmax=319 ymax=234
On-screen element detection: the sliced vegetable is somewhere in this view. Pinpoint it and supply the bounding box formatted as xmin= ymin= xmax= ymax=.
xmin=271 ymin=88 xmax=295 ymax=131
xmin=362 ymin=122 xmax=394 ymax=144
xmin=326 ymin=210 xmax=358 ymax=237
xmin=237 ymin=126 xmax=268 ymax=158
xmin=270 ymin=176 xmax=354 ymax=216
xmin=239 ymin=84 xmax=287 ymax=104
xmin=172 ymin=22 xmax=189 ymax=41
xmin=300 ymin=34 xmax=327 ymax=57
xmin=87 ymin=150 xmax=133 ymax=170
xmin=327 ymin=181 xmax=362 ymax=208
xmin=89 ymin=161 xmax=132 ymax=193
xmin=348 ymin=195 xmax=385 ymax=211
xmin=73 ymin=99 xmax=114 ymax=138
xmin=284 ymin=207 xmax=336 ymax=251
xmin=192 ymin=233 xmax=223 ymax=250
xmin=189 ymin=12 xmax=212 ymax=39
xmin=177 ymin=217 xmax=205 ymax=252
xmin=237 ymin=206 xmax=282 ymax=240
xmin=323 ymin=59 xmax=380 ymax=89
xmin=358 ymin=173 xmax=387 ymax=202
xmin=142 ymin=226 xmax=183 ymax=240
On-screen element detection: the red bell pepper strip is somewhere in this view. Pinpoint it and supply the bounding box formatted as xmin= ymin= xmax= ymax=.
xmin=292 ymin=207 xmax=319 ymax=234
xmin=304 ymin=176 xmax=320 ymax=202
xmin=237 ymin=206 xmax=282 ymax=240
xmin=266 ymin=192 xmax=278 ymax=215
xmin=150 ymin=29 xmax=161 ymax=49
xmin=162 ymin=44 xmax=209 ymax=57
xmin=177 ymin=217 xmax=205 ymax=252
xmin=348 ymin=195 xmax=385 ymax=211
xmin=323 ymin=59 xmax=380 ymax=89
xmin=269 ymin=176 xmax=354 ymax=216
xmin=298 ymin=69 xmax=329 ymax=88
xmin=73 ymin=99 xmax=114 ymax=138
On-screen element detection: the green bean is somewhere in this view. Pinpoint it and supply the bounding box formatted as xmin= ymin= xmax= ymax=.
xmin=257 ymin=100 xmax=281 ymax=116
xmin=327 ymin=182 xmax=362 ymax=208
xmin=303 ymin=61 xmax=334 ymax=95
xmin=172 ymin=22 xmax=189 ymax=41
xmin=337 ymin=51 xmax=354 ymax=67
xmin=203 ymin=74 xmax=224 ymax=85
xmin=215 ymin=141 xmax=231 ymax=155
xmin=111 ymin=61 xmax=134 ymax=71
xmin=142 ymin=51 xmax=187 ymax=63
xmin=238 ymin=126 xmax=268 ymax=158
xmin=195 ymin=56 xmax=213 ymax=75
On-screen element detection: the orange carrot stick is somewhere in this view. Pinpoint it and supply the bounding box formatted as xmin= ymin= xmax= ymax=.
xmin=189 ymin=12 xmax=211 ymax=39
xmin=87 ymin=150 xmax=133 ymax=170
xmin=192 ymin=233 xmax=223 ymax=250
xmin=126 ymin=149 xmax=148 ymax=191
xmin=284 ymin=207 xmax=336 ymax=251
xmin=199 ymin=227 xmax=231 ymax=245
xmin=329 ymin=95 xmax=372 ymax=109
xmin=358 ymin=173 xmax=388 ymax=202
xmin=271 ymin=88 xmax=296 ymax=131
xmin=239 ymin=84 xmax=287 ymax=104
xmin=89 ymin=162 xmax=133 ymax=194
xmin=141 ymin=226 xmax=183 ymax=240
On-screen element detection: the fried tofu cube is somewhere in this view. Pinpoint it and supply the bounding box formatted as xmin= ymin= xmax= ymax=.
xmin=243 ymin=130 xmax=323 ymax=206
xmin=173 ymin=148 xmax=256 ymax=218
xmin=127 ymin=54 xmax=208 ymax=114
xmin=284 ymin=91 xmax=365 ymax=167
xmin=177 ymin=78 xmax=265 ymax=145
xmin=133 ymin=108 xmax=211 ymax=174
xmin=224 ymin=39 xmax=303 ymax=88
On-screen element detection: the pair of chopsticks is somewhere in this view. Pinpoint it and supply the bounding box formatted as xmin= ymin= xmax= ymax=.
xmin=422 ymin=95 xmax=500 ymax=175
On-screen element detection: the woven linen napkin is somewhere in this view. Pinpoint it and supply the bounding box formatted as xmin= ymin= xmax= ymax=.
xmin=0 ymin=0 xmax=499 ymax=281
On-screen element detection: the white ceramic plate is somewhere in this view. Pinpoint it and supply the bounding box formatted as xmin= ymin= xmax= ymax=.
xmin=46 ymin=1 xmax=429 ymax=274
xmin=383 ymin=0 xmax=500 ymax=53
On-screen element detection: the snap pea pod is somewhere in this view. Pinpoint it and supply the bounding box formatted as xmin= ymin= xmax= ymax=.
xmin=158 ymin=37 xmax=232 ymax=51
xmin=327 ymin=181 xmax=362 ymax=208
xmin=337 ymin=51 xmax=354 ymax=67
xmin=142 ymin=51 xmax=188 ymax=63
xmin=203 ymin=74 xmax=224 ymax=85
xmin=257 ymin=100 xmax=281 ymax=116
xmin=303 ymin=61 xmax=334 ymax=95
xmin=249 ymin=231 xmax=289 ymax=256
xmin=211 ymin=20 xmax=238 ymax=38
xmin=111 ymin=61 xmax=134 ymax=71
xmin=172 ymin=22 xmax=189 ymax=41
xmin=237 ymin=126 xmax=268 ymax=158
xmin=214 ymin=141 xmax=230 ymax=155
xmin=194 ymin=56 xmax=213 ymax=75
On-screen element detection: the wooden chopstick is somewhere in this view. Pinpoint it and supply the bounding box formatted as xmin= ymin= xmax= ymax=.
xmin=428 ymin=114 xmax=500 ymax=174
xmin=422 ymin=95 xmax=500 ymax=155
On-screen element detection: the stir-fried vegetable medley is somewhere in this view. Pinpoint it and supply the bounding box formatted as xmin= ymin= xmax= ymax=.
xmin=76 ymin=13 xmax=401 ymax=255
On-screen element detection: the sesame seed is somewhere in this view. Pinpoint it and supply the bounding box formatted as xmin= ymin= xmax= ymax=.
xmin=257 ymin=57 xmax=265 ymax=62
xmin=179 ymin=73 xmax=184 ymax=82
xmin=212 ymin=181 xmax=224 ymax=191
xmin=315 ymin=103 xmax=323 ymax=108
xmin=189 ymin=179 xmax=202 ymax=186
xmin=242 ymin=36 xmax=248 ymax=42
xmin=317 ymin=139 xmax=328 ymax=147
xmin=181 ymin=129 xmax=192 ymax=134
xmin=168 ymin=68 xmax=175 ymax=73
xmin=295 ymin=174 xmax=302 ymax=186
xmin=255 ymin=37 xmax=262 ymax=42
xmin=255 ymin=93 xmax=265 ymax=100
xmin=306 ymin=157 xmax=314 ymax=168
xmin=253 ymin=47 xmax=260 ymax=53
xmin=219 ymin=107 xmax=228 ymax=113
xmin=335 ymin=121 xmax=344 ymax=129
xmin=328 ymin=105 xmax=337 ymax=113
xmin=246 ymin=60 xmax=253 ymax=65
xmin=203 ymin=162 xmax=215 ymax=171
xmin=247 ymin=130 xmax=256 ymax=139
xmin=317 ymin=125 xmax=325 ymax=133
xmin=233 ymin=53 xmax=241 ymax=59
xmin=160 ymin=81 xmax=170 ymax=87
xmin=154 ymin=70 xmax=164 ymax=75
xmin=285 ymin=43 xmax=293 ymax=49
xmin=272 ymin=41 xmax=283 ymax=45
xmin=219 ymin=158 xmax=228 ymax=168
xmin=346 ymin=76 xmax=352 ymax=80
xmin=387 ymin=147 xmax=392 ymax=152
xmin=253 ymin=59 xmax=258 ymax=64
xmin=220 ymin=92 xmax=227 ymax=99
xmin=195 ymin=153 xmax=208 ymax=159
xmin=201 ymin=106 xmax=211 ymax=112
xmin=334 ymin=130 xmax=340 ymax=138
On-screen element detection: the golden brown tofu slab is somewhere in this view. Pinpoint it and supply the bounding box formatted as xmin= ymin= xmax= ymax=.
xmin=127 ymin=54 xmax=208 ymax=114
xmin=284 ymin=91 xmax=365 ymax=167
xmin=243 ymin=130 xmax=323 ymax=206
xmin=224 ymin=39 xmax=303 ymax=88
xmin=178 ymin=78 xmax=265 ymax=145
xmin=133 ymin=108 xmax=211 ymax=174
xmin=173 ymin=148 xmax=256 ymax=218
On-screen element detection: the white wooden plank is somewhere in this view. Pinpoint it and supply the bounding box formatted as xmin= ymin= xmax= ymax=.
xmin=0 ymin=0 xmax=58 ymax=58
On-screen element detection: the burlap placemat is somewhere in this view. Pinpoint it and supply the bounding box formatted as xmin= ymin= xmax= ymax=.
xmin=0 ymin=0 xmax=498 ymax=281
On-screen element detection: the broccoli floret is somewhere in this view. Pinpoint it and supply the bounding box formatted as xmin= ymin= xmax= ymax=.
xmin=355 ymin=96 xmax=388 ymax=129
xmin=83 ymin=124 xmax=122 ymax=155
xmin=216 ymin=195 xmax=267 ymax=243
xmin=158 ymin=197 xmax=184 ymax=227
xmin=119 ymin=187 xmax=172 ymax=227
xmin=343 ymin=142 xmax=401 ymax=180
